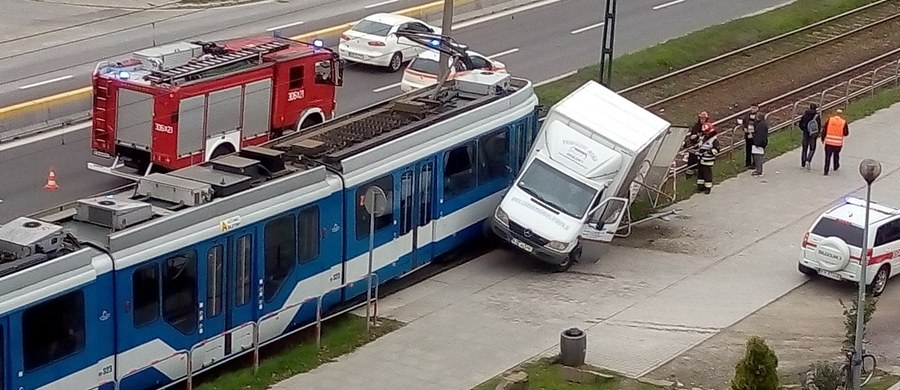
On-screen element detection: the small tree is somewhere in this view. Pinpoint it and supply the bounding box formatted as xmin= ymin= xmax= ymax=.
xmin=731 ymin=336 xmax=779 ymax=390
xmin=800 ymin=362 xmax=839 ymax=390
xmin=839 ymin=295 xmax=878 ymax=354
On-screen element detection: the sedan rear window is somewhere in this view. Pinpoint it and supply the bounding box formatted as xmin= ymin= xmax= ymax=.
xmin=352 ymin=20 xmax=391 ymax=37
xmin=408 ymin=57 xmax=440 ymax=75
xmin=811 ymin=217 xmax=864 ymax=247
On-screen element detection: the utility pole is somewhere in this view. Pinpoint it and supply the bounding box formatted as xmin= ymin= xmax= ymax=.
xmin=438 ymin=0 xmax=454 ymax=83
xmin=598 ymin=0 xmax=617 ymax=87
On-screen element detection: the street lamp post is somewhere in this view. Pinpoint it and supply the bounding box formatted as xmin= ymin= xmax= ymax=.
xmin=853 ymin=158 xmax=882 ymax=390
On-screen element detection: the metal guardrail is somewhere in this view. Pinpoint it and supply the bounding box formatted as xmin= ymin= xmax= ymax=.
xmin=103 ymin=272 xmax=380 ymax=390
xmin=657 ymin=56 xmax=900 ymax=203
xmin=0 ymin=111 xmax=91 ymax=143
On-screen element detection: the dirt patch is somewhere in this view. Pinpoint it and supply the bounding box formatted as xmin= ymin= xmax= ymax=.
xmin=645 ymin=277 xmax=900 ymax=389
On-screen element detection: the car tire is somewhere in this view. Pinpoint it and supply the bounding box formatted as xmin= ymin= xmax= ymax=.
xmin=869 ymin=266 xmax=890 ymax=297
xmin=388 ymin=52 xmax=403 ymax=73
xmin=798 ymin=263 xmax=817 ymax=276
xmin=552 ymin=244 xmax=582 ymax=273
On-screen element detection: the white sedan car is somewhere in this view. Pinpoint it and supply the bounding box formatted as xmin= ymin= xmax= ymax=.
xmin=400 ymin=49 xmax=507 ymax=92
xmin=338 ymin=13 xmax=441 ymax=72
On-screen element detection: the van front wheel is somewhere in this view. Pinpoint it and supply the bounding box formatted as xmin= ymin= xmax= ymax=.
xmin=551 ymin=244 xmax=582 ymax=273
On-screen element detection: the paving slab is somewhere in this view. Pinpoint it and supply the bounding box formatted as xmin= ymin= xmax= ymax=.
xmin=273 ymin=103 xmax=900 ymax=389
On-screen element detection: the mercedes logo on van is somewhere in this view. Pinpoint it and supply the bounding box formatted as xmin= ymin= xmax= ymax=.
xmin=523 ymin=229 xmax=532 ymax=238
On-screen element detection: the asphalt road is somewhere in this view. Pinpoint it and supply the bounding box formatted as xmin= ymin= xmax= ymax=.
xmin=0 ymin=0 xmax=795 ymax=223
xmin=0 ymin=0 xmax=444 ymax=106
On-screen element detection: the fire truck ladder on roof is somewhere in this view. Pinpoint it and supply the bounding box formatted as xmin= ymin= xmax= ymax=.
xmin=144 ymin=40 xmax=290 ymax=84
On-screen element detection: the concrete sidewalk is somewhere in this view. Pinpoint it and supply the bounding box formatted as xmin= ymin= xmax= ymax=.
xmin=273 ymin=101 xmax=900 ymax=390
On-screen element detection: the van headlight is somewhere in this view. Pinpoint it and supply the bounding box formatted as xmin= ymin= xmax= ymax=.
xmin=546 ymin=241 xmax=568 ymax=251
xmin=495 ymin=207 xmax=509 ymax=225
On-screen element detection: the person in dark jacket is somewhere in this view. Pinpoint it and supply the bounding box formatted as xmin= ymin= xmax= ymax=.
xmin=684 ymin=111 xmax=710 ymax=177
xmin=750 ymin=112 xmax=769 ymax=177
xmin=798 ymin=103 xmax=822 ymax=170
xmin=741 ymin=103 xmax=761 ymax=170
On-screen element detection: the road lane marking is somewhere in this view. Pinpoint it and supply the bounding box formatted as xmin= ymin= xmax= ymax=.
xmin=0 ymin=121 xmax=90 ymax=152
xmin=652 ymin=0 xmax=685 ymax=10
xmin=365 ymin=0 xmax=399 ymax=9
xmin=265 ymin=20 xmax=305 ymax=32
xmin=453 ymin=0 xmax=567 ymax=30
xmin=570 ymin=22 xmax=604 ymax=35
xmin=18 ymin=75 xmax=74 ymax=90
xmin=373 ymin=83 xmax=401 ymax=93
xmin=487 ymin=48 xmax=519 ymax=59
xmin=535 ymin=71 xmax=577 ymax=87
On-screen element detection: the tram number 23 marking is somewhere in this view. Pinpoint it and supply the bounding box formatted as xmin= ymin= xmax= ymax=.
xmin=98 ymin=364 xmax=113 ymax=376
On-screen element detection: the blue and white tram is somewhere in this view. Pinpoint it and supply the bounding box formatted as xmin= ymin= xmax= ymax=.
xmin=0 ymin=72 xmax=539 ymax=390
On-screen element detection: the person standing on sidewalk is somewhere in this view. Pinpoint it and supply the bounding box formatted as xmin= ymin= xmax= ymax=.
xmin=821 ymin=108 xmax=849 ymax=176
xmin=696 ymin=123 xmax=720 ymax=194
xmin=798 ymin=103 xmax=822 ymax=170
xmin=750 ymin=111 xmax=769 ymax=177
xmin=685 ymin=111 xmax=710 ymax=178
xmin=741 ymin=103 xmax=761 ymax=170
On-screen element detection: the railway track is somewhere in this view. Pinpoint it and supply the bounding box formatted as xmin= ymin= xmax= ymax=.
xmin=619 ymin=0 xmax=900 ymax=112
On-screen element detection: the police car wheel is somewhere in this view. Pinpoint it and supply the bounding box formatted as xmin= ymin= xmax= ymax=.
xmin=798 ymin=263 xmax=817 ymax=276
xmin=870 ymin=267 xmax=889 ymax=297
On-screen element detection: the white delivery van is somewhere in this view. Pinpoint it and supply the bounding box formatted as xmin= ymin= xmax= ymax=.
xmin=490 ymin=80 xmax=671 ymax=271
xmin=800 ymin=197 xmax=900 ymax=296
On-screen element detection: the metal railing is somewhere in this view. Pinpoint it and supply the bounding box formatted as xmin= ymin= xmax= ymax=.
xmin=649 ymin=56 xmax=900 ymax=206
xmin=102 ymin=272 xmax=380 ymax=390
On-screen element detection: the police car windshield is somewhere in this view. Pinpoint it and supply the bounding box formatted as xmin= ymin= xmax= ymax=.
xmin=516 ymin=158 xmax=597 ymax=219
xmin=811 ymin=217 xmax=863 ymax=248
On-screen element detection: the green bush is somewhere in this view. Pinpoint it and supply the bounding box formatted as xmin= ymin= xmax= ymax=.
xmin=731 ymin=336 xmax=779 ymax=390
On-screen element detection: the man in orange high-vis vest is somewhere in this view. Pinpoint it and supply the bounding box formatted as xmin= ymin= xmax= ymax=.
xmin=820 ymin=108 xmax=849 ymax=176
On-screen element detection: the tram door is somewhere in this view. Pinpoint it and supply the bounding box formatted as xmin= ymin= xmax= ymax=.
xmin=400 ymin=156 xmax=437 ymax=270
xmin=0 ymin=317 xmax=6 ymax=390
xmin=198 ymin=227 xmax=258 ymax=364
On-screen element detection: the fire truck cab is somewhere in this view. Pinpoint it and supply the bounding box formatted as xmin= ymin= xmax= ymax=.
xmin=91 ymin=35 xmax=343 ymax=172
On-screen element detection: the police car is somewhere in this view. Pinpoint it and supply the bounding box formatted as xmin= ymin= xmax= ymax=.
xmin=799 ymin=197 xmax=900 ymax=296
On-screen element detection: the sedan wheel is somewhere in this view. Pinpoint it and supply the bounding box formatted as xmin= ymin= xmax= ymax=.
xmin=388 ymin=52 xmax=403 ymax=73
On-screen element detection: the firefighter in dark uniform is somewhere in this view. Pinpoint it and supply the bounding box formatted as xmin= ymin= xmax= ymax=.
xmin=696 ymin=122 xmax=720 ymax=194
xmin=684 ymin=111 xmax=709 ymax=177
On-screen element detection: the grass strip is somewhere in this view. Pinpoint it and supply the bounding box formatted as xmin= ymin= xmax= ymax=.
xmin=533 ymin=0 xmax=882 ymax=108
xmin=194 ymin=314 xmax=403 ymax=390
xmin=472 ymin=358 xmax=663 ymax=390
xmin=629 ymin=83 xmax=900 ymax=220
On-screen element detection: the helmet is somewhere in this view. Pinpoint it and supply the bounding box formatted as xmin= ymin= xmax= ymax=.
xmin=699 ymin=111 xmax=709 ymax=118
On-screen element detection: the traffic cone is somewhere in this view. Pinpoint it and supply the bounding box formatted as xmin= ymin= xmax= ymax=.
xmin=44 ymin=170 xmax=59 ymax=190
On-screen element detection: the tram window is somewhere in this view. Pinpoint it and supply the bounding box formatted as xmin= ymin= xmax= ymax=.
xmin=355 ymin=175 xmax=395 ymax=240
xmin=236 ymin=235 xmax=253 ymax=307
xmin=443 ymin=142 xmax=476 ymax=198
xmin=162 ymin=251 xmax=199 ymax=335
xmin=399 ymin=170 xmax=414 ymax=235
xmin=297 ymin=206 xmax=320 ymax=264
xmin=23 ymin=290 xmax=85 ymax=371
xmin=264 ymin=215 xmax=296 ymax=301
xmin=132 ymin=264 xmax=160 ymax=326
xmin=478 ymin=129 xmax=510 ymax=182
xmin=206 ymin=245 xmax=224 ymax=318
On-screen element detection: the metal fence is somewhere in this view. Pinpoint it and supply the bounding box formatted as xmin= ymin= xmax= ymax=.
xmin=637 ymin=57 xmax=900 ymax=210
xmin=98 ymin=273 xmax=380 ymax=390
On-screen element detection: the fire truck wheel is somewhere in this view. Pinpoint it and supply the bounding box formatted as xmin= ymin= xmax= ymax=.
xmin=388 ymin=52 xmax=403 ymax=73
xmin=298 ymin=114 xmax=323 ymax=131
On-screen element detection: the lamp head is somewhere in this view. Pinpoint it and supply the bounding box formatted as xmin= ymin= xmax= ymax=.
xmin=859 ymin=158 xmax=882 ymax=184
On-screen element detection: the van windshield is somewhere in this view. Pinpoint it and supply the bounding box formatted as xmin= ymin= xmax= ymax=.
xmin=516 ymin=158 xmax=598 ymax=219
xmin=811 ymin=217 xmax=864 ymax=247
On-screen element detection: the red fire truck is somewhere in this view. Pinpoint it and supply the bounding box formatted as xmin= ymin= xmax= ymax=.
xmin=91 ymin=34 xmax=343 ymax=172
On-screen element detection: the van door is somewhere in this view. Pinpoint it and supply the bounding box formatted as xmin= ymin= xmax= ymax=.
xmin=580 ymin=197 xmax=629 ymax=242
